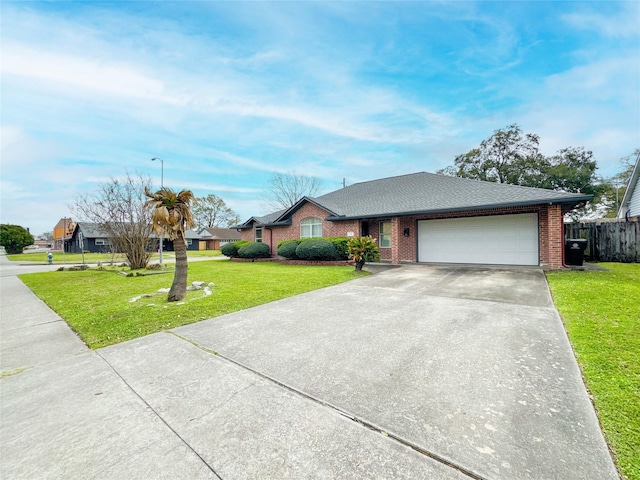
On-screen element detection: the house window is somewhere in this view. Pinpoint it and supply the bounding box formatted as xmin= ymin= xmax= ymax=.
xmin=255 ymin=228 xmax=263 ymax=243
xmin=95 ymin=238 xmax=110 ymax=246
xmin=300 ymin=217 xmax=322 ymax=238
xmin=379 ymin=221 xmax=391 ymax=248
xmin=186 ymin=239 xmax=193 ymax=246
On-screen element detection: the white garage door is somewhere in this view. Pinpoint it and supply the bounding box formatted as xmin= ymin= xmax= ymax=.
xmin=418 ymin=213 xmax=539 ymax=266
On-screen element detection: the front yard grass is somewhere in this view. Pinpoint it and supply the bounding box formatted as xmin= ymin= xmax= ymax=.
xmin=7 ymin=250 xmax=221 ymax=263
xmin=20 ymin=260 xmax=365 ymax=349
xmin=546 ymin=263 xmax=639 ymax=480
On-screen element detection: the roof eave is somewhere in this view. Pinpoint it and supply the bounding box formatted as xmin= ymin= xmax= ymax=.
xmin=260 ymin=220 xmax=293 ymax=228
xmin=325 ymin=197 xmax=593 ymax=221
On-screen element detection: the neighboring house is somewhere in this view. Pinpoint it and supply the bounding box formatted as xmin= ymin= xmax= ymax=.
xmin=52 ymin=217 xmax=75 ymax=251
xmin=68 ymin=223 xmax=113 ymax=253
xmin=68 ymin=223 xmax=201 ymax=253
xmin=618 ymin=154 xmax=640 ymax=221
xmin=163 ymin=229 xmax=201 ymax=252
xmin=236 ymin=172 xmax=592 ymax=269
xmin=197 ymin=227 xmax=241 ymax=250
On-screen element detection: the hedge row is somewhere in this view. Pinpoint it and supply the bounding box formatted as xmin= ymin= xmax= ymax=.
xmin=221 ymin=240 xmax=270 ymax=259
xmin=276 ymin=237 xmax=350 ymax=261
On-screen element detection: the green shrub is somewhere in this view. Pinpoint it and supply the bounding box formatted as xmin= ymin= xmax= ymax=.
xmin=292 ymin=237 xmax=349 ymax=259
xmin=277 ymin=240 xmax=300 ymax=259
xmin=295 ymin=240 xmax=339 ymax=260
xmin=221 ymin=240 xmax=251 ymax=258
xmin=237 ymin=241 xmax=271 ymax=259
xmin=326 ymin=237 xmax=349 ymax=259
xmin=347 ymin=236 xmax=380 ymax=271
xmin=221 ymin=243 xmax=238 ymax=257
xmin=0 ymin=224 xmax=34 ymax=254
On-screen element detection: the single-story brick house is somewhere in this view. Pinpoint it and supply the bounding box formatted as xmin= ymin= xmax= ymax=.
xmin=68 ymin=222 xmax=201 ymax=253
xmin=236 ymin=172 xmax=592 ymax=269
xmin=197 ymin=227 xmax=241 ymax=250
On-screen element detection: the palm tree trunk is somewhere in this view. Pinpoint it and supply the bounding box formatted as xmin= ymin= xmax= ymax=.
xmin=168 ymin=236 xmax=188 ymax=302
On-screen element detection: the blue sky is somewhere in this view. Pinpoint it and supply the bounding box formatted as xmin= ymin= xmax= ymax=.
xmin=1 ymin=1 xmax=639 ymax=235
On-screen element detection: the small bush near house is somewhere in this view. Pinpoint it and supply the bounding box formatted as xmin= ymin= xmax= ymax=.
xmin=295 ymin=239 xmax=340 ymax=260
xmin=221 ymin=240 xmax=251 ymax=258
xmin=277 ymin=240 xmax=300 ymax=259
xmin=281 ymin=237 xmax=349 ymax=259
xmin=237 ymin=241 xmax=271 ymax=259
xmin=324 ymin=237 xmax=349 ymax=259
xmin=347 ymin=236 xmax=380 ymax=271
xmin=221 ymin=243 xmax=238 ymax=257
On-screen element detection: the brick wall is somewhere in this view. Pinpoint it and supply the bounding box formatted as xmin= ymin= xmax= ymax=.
xmin=538 ymin=204 xmax=564 ymax=269
xmin=241 ymin=203 xmax=360 ymax=254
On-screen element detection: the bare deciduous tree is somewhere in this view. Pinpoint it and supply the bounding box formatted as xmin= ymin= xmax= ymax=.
xmin=192 ymin=194 xmax=240 ymax=230
xmin=264 ymin=172 xmax=322 ymax=211
xmin=71 ymin=172 xmax=153 ymax=269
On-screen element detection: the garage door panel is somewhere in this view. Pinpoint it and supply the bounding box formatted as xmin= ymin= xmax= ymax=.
xmin=418 ymin=214 xmax=539 ymax=266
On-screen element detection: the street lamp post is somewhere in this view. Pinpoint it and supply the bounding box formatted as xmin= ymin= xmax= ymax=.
xmin=151 ymin=157 xmax=164 ymax=264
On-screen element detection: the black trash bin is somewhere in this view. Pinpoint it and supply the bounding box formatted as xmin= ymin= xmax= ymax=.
xmin=565 ymin=238 xmax=588 ymax=266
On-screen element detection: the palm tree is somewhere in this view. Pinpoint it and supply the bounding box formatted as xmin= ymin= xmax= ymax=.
xmin=144 ymin=187 xmax=196 ymax=302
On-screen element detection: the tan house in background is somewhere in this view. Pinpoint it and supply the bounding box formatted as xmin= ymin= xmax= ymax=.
xmin=197 ymin=227 xmax=241 ymax=250
xmin=52 ymin=217 xmax=75 ymax=251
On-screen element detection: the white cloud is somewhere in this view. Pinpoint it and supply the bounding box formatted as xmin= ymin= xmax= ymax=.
xmin=562 ymin=3 xmax=640 ymax=39
xmin=2 ymin=45 xmax=177 ymax=104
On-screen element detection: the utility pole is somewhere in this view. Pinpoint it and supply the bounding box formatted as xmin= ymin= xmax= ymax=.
xmin=151 ymin=157 xmax=164 ymax=264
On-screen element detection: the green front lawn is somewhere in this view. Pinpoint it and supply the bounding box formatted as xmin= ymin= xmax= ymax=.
xmin=19 ymin=260 xmax=365 ymax=349
xmin=8 ymin=252 xmax=129 ymax=263
xmin=546 ymin=263 xmax=639 ymax=480
xmin=7 ymin=250 xmax=221 ymax=263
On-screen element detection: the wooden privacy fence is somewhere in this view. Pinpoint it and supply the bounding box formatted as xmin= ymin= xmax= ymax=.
xmin=564 ymin=220 xmax=640 ymax=263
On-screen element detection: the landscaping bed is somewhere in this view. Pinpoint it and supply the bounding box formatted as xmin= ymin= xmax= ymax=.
xmin=230 ymin=256 xmax=354 ymax=266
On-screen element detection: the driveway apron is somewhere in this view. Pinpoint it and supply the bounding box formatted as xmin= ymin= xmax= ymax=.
xmin=173 ymin=265 xmax=619 ymax=480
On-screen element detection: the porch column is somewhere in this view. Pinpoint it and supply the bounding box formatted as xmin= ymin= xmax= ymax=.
xmin=391 ymin=217 xmax=401 ymax=265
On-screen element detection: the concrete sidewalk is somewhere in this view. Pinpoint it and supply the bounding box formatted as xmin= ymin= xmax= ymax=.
xmin=0 ymin=256 xmax=619 ymax=479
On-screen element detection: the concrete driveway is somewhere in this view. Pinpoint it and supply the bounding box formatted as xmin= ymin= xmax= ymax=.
xmin=1 ymin=260 xmax=618 ymax=479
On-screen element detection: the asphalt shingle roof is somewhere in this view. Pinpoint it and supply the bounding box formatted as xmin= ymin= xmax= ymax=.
xmin=75 ymin=222 xmax=200 ymax=239
xmin=75 ymin=222 xmax=109 ymax=238
xmin=200 ymin=227 xmax=241 ymax=240
xmin=308 ymin=172 xmax=592 ymax=219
